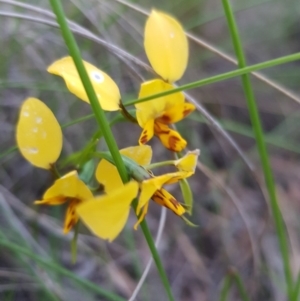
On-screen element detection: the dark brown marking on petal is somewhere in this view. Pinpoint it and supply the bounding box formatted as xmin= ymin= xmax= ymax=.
xmin=183 ymin=108 xmax=193 ymax=117
xmin=66 ymin=219 xmax=76 ymax=231
xmin=154 ymin=122 xmax=170 ymax=135
xmin=140 ymin=135 xmax=148 ymax=144
xmin=153 ymin=192 xmax=163 ymax=202
xmin=169 ymin=197 xmax=179 ymax=209
xmin=169 ymin=135 xmax=181 ymax=151
xmin=140 ymin=129 xmax=149 ymax=144
xmin=157 ymin=114 xmax=171 ymax=124
xmin=152 ymin=191 xmax=181 ymax=215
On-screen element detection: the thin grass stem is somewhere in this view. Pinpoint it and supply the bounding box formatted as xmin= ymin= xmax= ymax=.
xmin=292 ymin=271 xmax=300 ymax=300
xmin=231 ymin=270 xmax=251 ymax=301
xmin=126 ymin=52 xmax=300 ymax=106
xmin=218 ymin=275 xmax=232 ymax=301
xmin=221 ymin=0 xmax=293 ymax=299
xmin=0 ymin=238 xmax=125 ymax=301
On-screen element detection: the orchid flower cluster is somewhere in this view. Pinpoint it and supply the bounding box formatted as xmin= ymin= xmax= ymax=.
xmin=16 ymin=10 xmax=199 ymax=242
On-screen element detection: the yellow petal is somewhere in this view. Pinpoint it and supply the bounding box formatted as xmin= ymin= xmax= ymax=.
xmin=137 ymin=172 xmax=184 ymax=214
xmin=152 ymin=188 xmax=185 ymax=216
xmin=137 ymin=181 xmax=157 ymax=215
xmin=16 ymin=98 xmax=62 ymax=169
xmin=156 ymin=103 xmax=196 ymax=124
xmin=144 ymin=10 xmax=188 ymax=82
xmin=174 ymin=149 xmax=200 ymax=173
xmin=43 ymin=170 xmax=93 ymax=200
xmin=63 ymin=199 xmax=80 ymax=234
xmin=136 ymin=79 xmax=184 ymax=127
xmin=120 ymin=145 xmax=153 ymax=166
xmin=138 ymin=119 xmax=154 ymax=145
xmin=154 ymin=122 xmax=187 ymax=152
xmin=48 ymin=57 xmax=120 ymax=111
xmin=76 ymin=181 xmax=139 ymax=242
xmin=95 ymin=159 xmax=123 ymax=194
xmin=134 ymin=201 xmax=149 ymax=230
xmin=34 ymin=196 xmax=66 ymax=205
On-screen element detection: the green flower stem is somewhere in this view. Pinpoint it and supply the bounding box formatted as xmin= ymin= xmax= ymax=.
xmin=145 ymin=160 xmax=175 ymax=170
xmin=221 ymin=0 xmax=293 ymax=299
xmin=218 ymin=275 xmax=232 ymax=301
xmin=49 ymin=1 xmax=175 ymax=300
xmin=139 ymin=220 xmax=175 ymax=301
xmin=0 ymin=238 xmax=126 ymax=301
xmin=71 ymin=223 xmax=80 ymax=264
xmin=125 ymin=52 xmax=300 ymax=107
xmin=49 ymin=163 xmax=61 ymax=179
xmin=119 ymin=102 xmax=137 ymax=123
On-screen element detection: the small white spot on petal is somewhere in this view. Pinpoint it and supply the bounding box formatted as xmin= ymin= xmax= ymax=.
xmin=23 ymin=147 xmax=39 ymax=154
xmin=42 ymin=131 xmax=47 ymax=139
xmin=91 ymin=71 xmax=104 ymax=83
xmin=32 ymin=127 xmax=38 ymax=133
xmin=170 ymin=32 xmax=175 ymax=38
xmin=23 ymin=111 xmax=29 ymax=117
xmin=35 ymin=117 xmax=42 ymax=124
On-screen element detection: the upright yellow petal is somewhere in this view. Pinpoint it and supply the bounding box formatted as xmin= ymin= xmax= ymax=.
xmin=156 ymin=102 xmax=196 ymax=124
xmin=136 ymin=79 xmax=184 ymax=127
xmin=174 ymin=149 xmax=200 ymax=173
xmin=48 ymin=57 xmax=120 ymax=111
xmin=136 ymin=79 xmax=166 ymax=127
xmin=144 ymin=10 xmax=188 ymax=82
xmin=120 ymin=145 xmax=153 ymax=166
xmin=95 ymin=159 xmax=123 ymax=194
xmin=76 ymin=181 xmax=139 ymax=242
xmin=16 ymin=98 xmax=62 ymax=169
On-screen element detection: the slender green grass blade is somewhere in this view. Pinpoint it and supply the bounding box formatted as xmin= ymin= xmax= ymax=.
xmin=221 ymin=0 xmax=293 ymax=299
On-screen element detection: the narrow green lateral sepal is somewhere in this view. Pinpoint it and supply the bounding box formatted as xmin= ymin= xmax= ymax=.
xmin=181 ymin=215 xmax=198 ymax=227
xmin=179 ymin=178 xmax=193 ymax=215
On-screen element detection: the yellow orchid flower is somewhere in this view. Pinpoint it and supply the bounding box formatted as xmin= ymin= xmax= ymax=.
xmin=92 ymin=145 xmax=196 ymax=229
xmin=144 ymin=10 xmax=188 ymax=83
xmin=16 ymin=97 xmax=63 ymax=169
xmin=35 ymin=169 xmax=139 ymax=241
xmin=34 ymin=146 xmax=198 ymax=242
xmin=136 ymin=11 xmax=193 ymax=152
xmin=135 ymin=79 xmax=195 ymax=152
xmin=35 ymin=171 xmax=93 ymax=233
xmin=47 ymin=56 xmax=121 ymax=111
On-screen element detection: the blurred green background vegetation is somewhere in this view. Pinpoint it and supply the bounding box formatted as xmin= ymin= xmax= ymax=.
xmin=0 ymin=0 xmax=300 ymax=300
